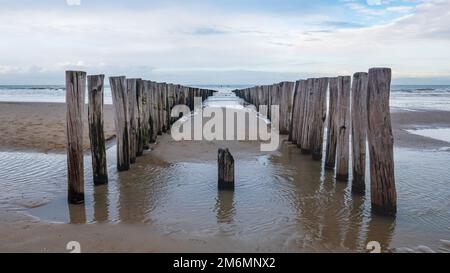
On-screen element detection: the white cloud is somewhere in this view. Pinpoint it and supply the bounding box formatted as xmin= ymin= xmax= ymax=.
xmin=66 ymin=0 xmax=81 ymax=6
xmin=0 ymin=0 xmax=449 ymax=84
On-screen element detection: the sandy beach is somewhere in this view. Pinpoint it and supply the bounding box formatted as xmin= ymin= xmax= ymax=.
xmin=1 ymin=102 xmax=449 ymax=253
xmin=0 ymin=102 xmax=116 ymax=153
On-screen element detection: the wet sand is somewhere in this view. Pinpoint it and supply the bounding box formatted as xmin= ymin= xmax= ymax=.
xmin=0 ymin=102 xmax=116 ymax=153
xmin=392 ymin=109 xmax=450 ymax=149
xmin=1 ymin=102 xmax=449 ymax=253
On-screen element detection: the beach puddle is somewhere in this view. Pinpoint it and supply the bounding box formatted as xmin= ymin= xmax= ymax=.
xmin=0 ymin=143 xmax=449 ymax=252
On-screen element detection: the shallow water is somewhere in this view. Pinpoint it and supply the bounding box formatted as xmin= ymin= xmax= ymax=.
xmin=0 ymin=145 xmax=449 ymax=252
xmin=406 ymin=128 xmax=450 ymax=143
xmin=0 ymin=91 xmax=449 ymax=252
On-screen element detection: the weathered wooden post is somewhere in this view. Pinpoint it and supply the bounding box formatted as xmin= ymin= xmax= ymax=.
xmin=127 ymin=79 xmax=138 ymax=163
xmin=87 ymin=74 xmax=108 ymax=186
xmin=310 ymin=77 xmax=329 ymax=160
xmin=351 ymin=72 xmax=369 ymax=194
xmin=109 ymin=76 xmax=130 ymax=171
xmin=136 ymin=79 xmax=145 ymax=155
xmin=144 ymin=80 xmax=152 ymax=147
xmin=300 ymin=78 xmax=315 ymax=153
xmin=279 ymin=81 xmax=295 ymax=134
xmin=335 ymin=76 xmax=351 ymax=181
xmin=289 ymin=81 xmax=300 ymax=142
xmin=66 ymin=71 xmax=86 ymax=204
xmin=218 ymin=148 xmax=235 ymax=190
xmin=295 ymin=80 xmax=307 ymax=148
xmin=367 ymin=68 xmax=396 ymax=216
xmin=325 ymin=77 xmax=339 ymax=170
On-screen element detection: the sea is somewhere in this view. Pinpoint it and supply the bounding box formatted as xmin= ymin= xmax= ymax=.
xmin=1 ymin=84 xmax=450 ymax=112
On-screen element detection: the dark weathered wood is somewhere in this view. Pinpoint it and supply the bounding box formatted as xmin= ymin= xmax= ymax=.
xmin=136 ymin=79 xmax=145 ymax=155
xmin=218 ymin=148 xmax=235 ymax=190
xmin=149 ymin=81 xmax=159 ymax=140
xmin=87 ymin=74 xmax=108 ymax=186
xmin=167 ymin=83 xmax=175 ymax=130
xmin=158 ymin=83 xmax=165 ymax=134
xmin=66 ymin=71 xmax=86 ymax=204
xmin=288 ymin=81 xmax=300 ymax=142
xmin=161 ymin=83 xmax=168 ymax=133
xmin=109 ymin=76 xmax=130 ymax=171
xmin=351 ymin=72 xmax=369 ymax=194
xmin=367 ymin=68 xmax=396 ymax=216
xmin=295 ymin=80 xmax=307 ymax=148
xmin=310 ymin=77 xmax=329 ymax=160
xmin=279 ymin=81 xmax=295 ymax=134
xmin=143 ymin=80 xmax=152 ymax=147
xmin=335 ymin=76 xmax=351 ymax=181
xmin=300 ymin=78 xmax=315 ymax=153
xmin=127 ymin=78 xmax=138 ymax=163
xmin=325 ymin=77 xmax=339 ymax=170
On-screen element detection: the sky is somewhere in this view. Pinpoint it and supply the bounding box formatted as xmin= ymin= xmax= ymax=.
xmin=0 ymin=0 xmax=449 ymax=85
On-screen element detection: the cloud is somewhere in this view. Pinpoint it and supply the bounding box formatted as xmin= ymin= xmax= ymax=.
xmin=0 ymin=0 xmax=448 ymax=84
xmin=66 ymin=0 xmax=81 ymax=6
xmin=366 ymin=0 xmax=392 ymax=6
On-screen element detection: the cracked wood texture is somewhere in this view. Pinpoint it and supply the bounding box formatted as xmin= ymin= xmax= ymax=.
xmin=335 ymin=76 xmax=351 ymax=181
xmin=136 ymin=79 xmax=145 ymax=155
xmin=218 ymin=148 xmax=235 ymax=190
xmin=66 ymin=71 xmax=86 ymax=204
xmin=367 ymin=68 xmax=397 ymax=217
xmin=300 ymin=78 xmax=315 ymax=154
xmin=127 ymin=78 xmax=138 ymax=163
xmin=310 ymin=77 xmax=329 ymax=161
xmin=87 ymin=74 xmax=108 ymax=186
xmin=109 ymin=76 xmax=130 ymax=171
xmin=278 ymin=81 xmax=295 ymax=134
xmin=325 ymin=77 xmax=339 ymax=170
xmin=288 ymin=80 xmax=300 ymax=142
xmin=351 ymin=72 xmax=368 ymax=194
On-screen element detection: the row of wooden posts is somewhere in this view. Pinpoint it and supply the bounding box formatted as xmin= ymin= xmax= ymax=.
xmin=66 ymin=71 xmax=215 ymax=204
xmin=233 ymin=68 xmax=396 ymax=217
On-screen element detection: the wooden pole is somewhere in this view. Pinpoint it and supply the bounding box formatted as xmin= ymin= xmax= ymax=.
xmin=367 ymin=68 xmax=396 ymax=216
xmin=310 ymin=77 xmax=329 ymax=161
xmin=351 ymin=72 xmax=369 ymax=194
xmin=127 ymin=79 xmax=138 ymax=163
xmin=325 ymin=77 xmax=339 ymax=170
xmin=218 ymin=148 xmax=235 ymax=190
xmin=66 ymin=71 xmax=86 ymax=204
xmin=279 ymin=81 xmax=295 ymax=135
xmin=300 ymin=78 xmax=315 ymax=154
xmin=335 ymin=76 xmax=351 ymax=181
xmin=162 ymin=83 xmax=168 ymax=133
xmin=144 ymin=80 xmax=152 ymax=147
xmin=109 ymin=76 xmax=130 ymax=171
xmin=289 ymin=81 xmax=300 ymax=142
xmin=87 ymin=74 xmax=108 ymax=186
xmin=136 ymin=79 xmax=145 ymax=155
xmin=295 ymin=80 xmax=307 ymax=148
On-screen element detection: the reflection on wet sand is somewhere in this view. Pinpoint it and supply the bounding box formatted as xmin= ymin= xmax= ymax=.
xmin=93 ymin=185 xmax=109 ymax=223
xmin=69 ymin=203 xmax=86 ymax=224
xmin=215 ymin=190 xmax=235 ymax=224
xmin=365 ymin=215 xmax=396 ymax=252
